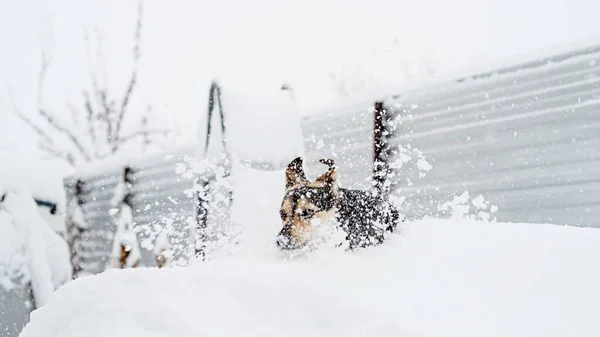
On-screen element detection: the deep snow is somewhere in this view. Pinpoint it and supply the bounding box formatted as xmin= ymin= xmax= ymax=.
xmin=0 ymin=192 xmax=72 ymax=305
xmin=18 ymin=217 xmax=600 ymax=337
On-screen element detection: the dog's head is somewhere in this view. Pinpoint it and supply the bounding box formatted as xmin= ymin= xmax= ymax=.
xmin=276 ymin=157 xmax=339 ymax=250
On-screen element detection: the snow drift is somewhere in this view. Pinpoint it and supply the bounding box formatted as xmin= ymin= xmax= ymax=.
xmin=19 ymin=217 xmax=600 ymax=337
xmin=0 ymin=191 xmax=72 ymax=306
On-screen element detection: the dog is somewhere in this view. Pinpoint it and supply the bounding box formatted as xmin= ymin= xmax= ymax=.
xmin=276 ymin=157 xmax=401 ymax=251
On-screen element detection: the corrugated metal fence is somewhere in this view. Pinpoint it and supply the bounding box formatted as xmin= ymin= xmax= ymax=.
xmin=64 ymin=148 xmax=202 ymax=275
xmin=387 ymin=44 xmax=600 ymax=227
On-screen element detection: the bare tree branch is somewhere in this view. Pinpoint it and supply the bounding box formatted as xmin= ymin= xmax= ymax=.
xmin=37 ymin=52 xmax=50 ymax=106
xmin=113 ymin=0 xmax=143 ymax=150
xmin=117 ymin=129 xmax=169 ymax=144
xmin=97 ymin=89 xmax=113 ymax=145
xmin=38 ymin=108 xmax=93 ymax=162
xmin=6 ymin=0 xmax=162 ymax=167
xmin=85 ymin=28 xmax=114 ymax=148
xmin=84 ymin=30 xmax=102 ymax=103
xmin=2 ymin=88 xmax=55 ymax=146
xmin=82 ymin=91 xmax=97 ymax=147
xmin=34 ymin=52 xmax=92 ymax=162
xmin=12 ymin=109 xmax=54 ymax=144
xmin=39 ymin=142 xmax=76 ymax=166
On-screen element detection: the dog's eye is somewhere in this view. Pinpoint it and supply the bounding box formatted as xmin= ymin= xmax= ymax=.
xmin=279 ymin=210 xmax=288 ymax=221
xmin=300 ymin=209 xmax=315 ymax=219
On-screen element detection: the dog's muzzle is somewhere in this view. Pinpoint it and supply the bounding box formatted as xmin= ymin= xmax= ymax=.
xmin=276 ymin=224 xmax=298 ymax=250
xmin=276 ymin=234 xmax=291 ymax=249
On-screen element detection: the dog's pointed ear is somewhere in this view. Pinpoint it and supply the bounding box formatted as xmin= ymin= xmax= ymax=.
xmin=286 ymin=157 xmax=308 ymax=188
xmin=316 ymin=158 xmax=338 ymax=187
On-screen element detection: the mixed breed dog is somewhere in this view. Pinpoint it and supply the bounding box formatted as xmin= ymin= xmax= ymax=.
xmin=276 ymin=157 xmax=401 ymax=252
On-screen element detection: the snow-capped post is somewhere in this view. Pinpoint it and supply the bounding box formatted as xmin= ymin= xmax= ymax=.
xmin=373 ymin=101 xmax=388 ymax=196
xmin=109 ymin=166 xmax=141 ymax=269
xmin=193 ymin=79 xmax=234 ymax=261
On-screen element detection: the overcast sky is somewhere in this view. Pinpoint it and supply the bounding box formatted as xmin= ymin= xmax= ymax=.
xmin=1 ymin=0 xmax=599 ymax=154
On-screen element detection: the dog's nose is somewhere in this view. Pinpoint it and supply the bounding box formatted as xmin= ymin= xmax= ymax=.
xmin=276 ymin=224 xmax=293 ymax=249
xmin=276 ymin=235 xmax=290 ymax=249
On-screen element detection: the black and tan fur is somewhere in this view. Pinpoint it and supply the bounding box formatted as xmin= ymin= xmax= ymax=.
xmin=276 ymin=157 xmax=400 ymax=251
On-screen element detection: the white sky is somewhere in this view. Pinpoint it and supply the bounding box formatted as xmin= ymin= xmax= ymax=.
xmin=0 ymin=0 xmax=599 ymax=153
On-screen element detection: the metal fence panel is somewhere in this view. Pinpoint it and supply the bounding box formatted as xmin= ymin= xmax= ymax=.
xmin=390 ymin=44 xmax=600 ymax=227
xmin=129 ymin=152 xmax=197 ymax=266
xmin=64 ymin=148 xmax=200 ymax=275
xmin=65 ymin=170 xmax=120 ymax=275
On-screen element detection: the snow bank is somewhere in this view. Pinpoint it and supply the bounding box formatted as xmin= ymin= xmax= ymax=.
xmin=19 ymin=218 xmax=600 ymax=337
xmin=0 ymin=150 xmax=69 ymax=213
xmin=0 ymin=192 xmax=72 ymax=305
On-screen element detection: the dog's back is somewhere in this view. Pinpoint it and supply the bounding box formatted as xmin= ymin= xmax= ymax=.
xmin=336 ymin=188 xmax=400 ymax=249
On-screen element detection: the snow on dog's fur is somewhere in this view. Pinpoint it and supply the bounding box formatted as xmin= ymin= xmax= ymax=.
xmin=276 ymin=157 xmax=401 ymax=251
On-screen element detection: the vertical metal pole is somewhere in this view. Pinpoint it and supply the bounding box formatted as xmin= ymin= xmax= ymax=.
xmin=373 ymin=101 xmax=387 ymax=196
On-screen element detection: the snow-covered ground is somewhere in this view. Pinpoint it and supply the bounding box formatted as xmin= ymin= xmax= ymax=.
xmin=19 ymin=215 xmax=600 ymax=337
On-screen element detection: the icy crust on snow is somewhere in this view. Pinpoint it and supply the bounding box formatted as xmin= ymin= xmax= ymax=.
xmin=19 ymin=218 xmax=600 ymax=337
xmin=0 ymin=192 xmax=72 ymax=306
